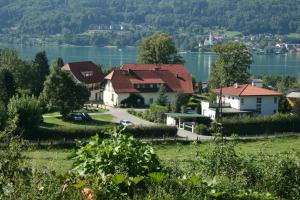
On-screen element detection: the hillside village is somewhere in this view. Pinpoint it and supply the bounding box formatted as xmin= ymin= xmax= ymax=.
xmin=60 ymin=59 xmax=300 ymax=136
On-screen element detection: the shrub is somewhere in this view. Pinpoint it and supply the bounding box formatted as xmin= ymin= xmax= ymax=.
xmin=146 ymin=104 xmax=168 ymax=123
xmin=0 ymin=103 xmax=6 ymax=130
xmin=195 ymin=124 xmax=209 ymax=135
xmin=222 ymin=114 xmax=300 ymax=136
xmin=72 ymin=129 xmax=161 ymax=177
xmin=120 ymin=93 xmax=145 ymax=108
xmin=126 ymin=125 xmax=178 ymax=138
xmin=7 ymin=95 xmax=42 ymax=135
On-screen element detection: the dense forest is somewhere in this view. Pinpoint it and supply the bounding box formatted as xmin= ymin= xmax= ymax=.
xmin=0 ymin=0 xmax=300 ymax=47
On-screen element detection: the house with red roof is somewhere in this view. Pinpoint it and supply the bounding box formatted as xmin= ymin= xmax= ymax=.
xmin=103 ymin=64 xmax=194 ymax=107
xmin=62 ymin=61 xmax=105 ymax=102
xmin=201 ymin=83 xmax=282 ymax=120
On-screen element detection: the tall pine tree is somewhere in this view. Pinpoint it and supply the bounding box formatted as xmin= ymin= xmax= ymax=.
xmin=33 ymin=51 xmax=50 ymax=96
xmin=0 ymin=68 xmax=16 ymax=106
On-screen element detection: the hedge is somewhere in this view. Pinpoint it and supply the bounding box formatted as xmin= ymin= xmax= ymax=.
xmin=125 ymin=125 xmax=178 ymax=138
xmin=222 ymin=114 xmax=300 ymax=136
xmin=26 ymin=125 xmax=178 ymax=140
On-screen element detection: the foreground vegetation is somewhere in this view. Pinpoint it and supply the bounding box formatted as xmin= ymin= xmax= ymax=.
xmin=25 ymin=136 xmax=300 ymax=173
xmin=1 ymin=122 xmax=299 ymax=199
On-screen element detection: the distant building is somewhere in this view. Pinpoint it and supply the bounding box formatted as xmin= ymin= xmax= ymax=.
xmin=62 ymin=61 xmax=105 ymax=102
xmin=204 ymin=32 xmax=214 ymax=46
xmin=102 ymin=64 xmax=194 ymax=107
xmin=287 ymin=91 xmax=300 ymax=107
xmin=202 ymin=83 xmax=282 ymax=120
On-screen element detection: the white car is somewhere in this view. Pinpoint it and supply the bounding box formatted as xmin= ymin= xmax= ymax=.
xmin=120 ymin=120 xmax=134 ymax=127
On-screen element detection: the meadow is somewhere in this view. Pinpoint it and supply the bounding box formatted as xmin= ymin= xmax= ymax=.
xmin=24 ymin=135 xmax=300 ymax=174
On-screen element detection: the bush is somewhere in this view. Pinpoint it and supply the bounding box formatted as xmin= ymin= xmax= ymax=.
xmin=126 ymin=125 xmax=178 ymax=138
xmin=195 ymin=124 xmax=209 ymax=135
xmin=7 ymin=95 xmax=42 ymax=135
xmin=0 ymin=103 xmax=6 ymax=130
xmin=120 ymin=93 xmax=145 ymax=108
xmin=222 ymin=114 xmax=300 ymax=136
xmin=72 ymin=129 xmax=161 ymax=177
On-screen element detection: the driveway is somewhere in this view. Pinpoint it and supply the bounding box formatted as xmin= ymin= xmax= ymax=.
xmin=105 ymin=107 xmax=212 ymax=141
xmin=105 ymin=107 xmax=154 ymax=126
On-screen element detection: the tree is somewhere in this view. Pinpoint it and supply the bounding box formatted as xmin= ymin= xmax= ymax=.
xmin=173 ymin=93 xmax=191 ymax=112
xmin=7 ymin=95 xmax=42 ymax=134
xmin=0 ymin=68 xmax=16 ymax=106
xmin=137 ymin=33 xmax=184 ymax=64
xmin=32 ymin=51 xmax=50 ymax=96
xmin=156 ymin=85 xmax=168 ymax=106
xmin=41 ymin=68 xmax=90 ymax=117
xmin=209 ymin=43 xmax=252 ymax=89
xmin=56 ymin=57 xmax=65 ymax=68
xmin=0 ymin=103 xmax=6 ymax=129
xmin=0 ymin=48 xmax=37 ymax=95
xmin=292 ymin=99 xmax=300 ymax=116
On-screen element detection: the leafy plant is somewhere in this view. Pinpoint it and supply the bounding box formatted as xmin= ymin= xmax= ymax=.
xmin=72 ymin=128 xmax=161 ymax=177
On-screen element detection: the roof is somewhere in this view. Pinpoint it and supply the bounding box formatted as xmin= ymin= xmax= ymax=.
xmin=106 ymin=64 xmax=194 ymax=94
xmin=215 ymin=84 xmax=282 ymax=97
xmin=287 ymin=92 xmax=300 ymax=98
xmin=121 ymin=64 xmax=193 ymax=93
xmin=209 ymin=107 xmax=254 ymax=114
xmin=62 ymin=61 xmax=104 ymax=84
xmin=166 ymin=113 xmax=205 ymax=118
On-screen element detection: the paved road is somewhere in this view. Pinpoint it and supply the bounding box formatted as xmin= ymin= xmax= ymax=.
xmin=105 ymin=107 xmax=155 ymax=126
xmin=105 ymin=107 xmax=212 ymax=141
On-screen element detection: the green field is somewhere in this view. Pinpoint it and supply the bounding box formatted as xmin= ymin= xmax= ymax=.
xmin=41 ymin=112 xmax=115 ymax=130
xmin=287 ymin=33 xmax=300 ymax=39
xmin=24 ymin=136 xmax=300 ymax=174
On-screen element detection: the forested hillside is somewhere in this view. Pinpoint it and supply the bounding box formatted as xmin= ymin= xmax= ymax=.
xmin=0 ymin=0 xmax=299 ymax=47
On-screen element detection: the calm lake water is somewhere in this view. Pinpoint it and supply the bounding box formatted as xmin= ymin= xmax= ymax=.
xmin=1 ymin=43 xmax=300 ymax=82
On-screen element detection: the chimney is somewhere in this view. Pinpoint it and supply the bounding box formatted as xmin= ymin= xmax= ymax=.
xmin=234 ymin=83 xmax=239 ymax=88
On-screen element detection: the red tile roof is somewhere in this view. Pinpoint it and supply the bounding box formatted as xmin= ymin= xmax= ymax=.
xmin=119 ymin=64 xmax=194 ymax=93
xmin=106 ymin=64 xmax=194 ymax=94
xmin=216 ymin=84 xmax=282 ymax=96
xmin=62 ymin=61 xmax=104 ymax=84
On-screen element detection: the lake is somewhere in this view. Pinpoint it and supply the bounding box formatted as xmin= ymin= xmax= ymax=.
xmin=1 ymin=43 xmax=300 ymax=82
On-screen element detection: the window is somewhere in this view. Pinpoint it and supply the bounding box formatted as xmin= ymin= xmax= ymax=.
xmin=81 ymin=71 xmax=93 ymax=77
xmin=273 ymin=109 xmax=277 ymax=114
xmin=149 ymin=98 xmax=153 ymax=104
xmin=256 ymin=97 xmax=262 ymax=114
xmin=274 ymin=97 xmax=277 ymax=104
xmin=150 ymin=84 xmax=153 ymax=88
xmin=136 ymin=84 xmax=140 ymax=89
xmin=241 ymin=98 xmax=244 ymax=105
xmin=111 ymin=93 xmax=114 ymax=101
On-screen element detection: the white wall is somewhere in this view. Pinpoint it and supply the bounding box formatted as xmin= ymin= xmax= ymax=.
xmin=220 ymin=94 xmax=241 ymax=109
xmin=167 ymin=116 xmax=177 ymax=126
xmin=90 ymin=89 xmax=101 ymax=101
xmin=103 ymin=80 xmax=177 ymax=107
xmin=217 ymin=94 xmax=279 ymax=116
xmin=201 ymin=101 xmax=216 ymax=120
xmin=240 ymin=96 xmax=279 ymax=116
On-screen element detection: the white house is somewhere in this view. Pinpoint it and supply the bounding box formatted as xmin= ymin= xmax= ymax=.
xmin=103 ymin=64 xmax=194 ymax=107
xmin=62 ymin=61 xmax=105 ymax=102
xmin=202 ymin=83 xmax=282 ymax=120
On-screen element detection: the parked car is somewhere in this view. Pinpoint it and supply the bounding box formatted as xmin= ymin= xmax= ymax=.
xmin=81 ymin=112 xmax=92 ymax=121
xmin=120 ymin=120 xmax=134 ymax=127
xmin=66 ymin=112 xmax=93 ymax=122
xmin=66 ymin=113 xmax=83 ymax=121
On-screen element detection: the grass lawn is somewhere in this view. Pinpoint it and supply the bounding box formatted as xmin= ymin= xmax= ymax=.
xmin=41 ymin=112 xmax=115 ymax=130
xmin=287 ymin=33 xmax=300 ymax=39
xmin=24 ymin=136 xmax=300 ymax=174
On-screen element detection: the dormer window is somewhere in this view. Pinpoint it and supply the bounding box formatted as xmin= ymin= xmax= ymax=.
xmin=81 ymin=71 xmax=94 ymax=77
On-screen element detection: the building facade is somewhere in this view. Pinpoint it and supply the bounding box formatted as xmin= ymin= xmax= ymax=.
xmin=62 ymin=61 xmax=105 ymax=102
xmin=103 ymin=64 xmax=194 ymax=107
xmin=202 ymin=84 xmax=282 ymax=120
